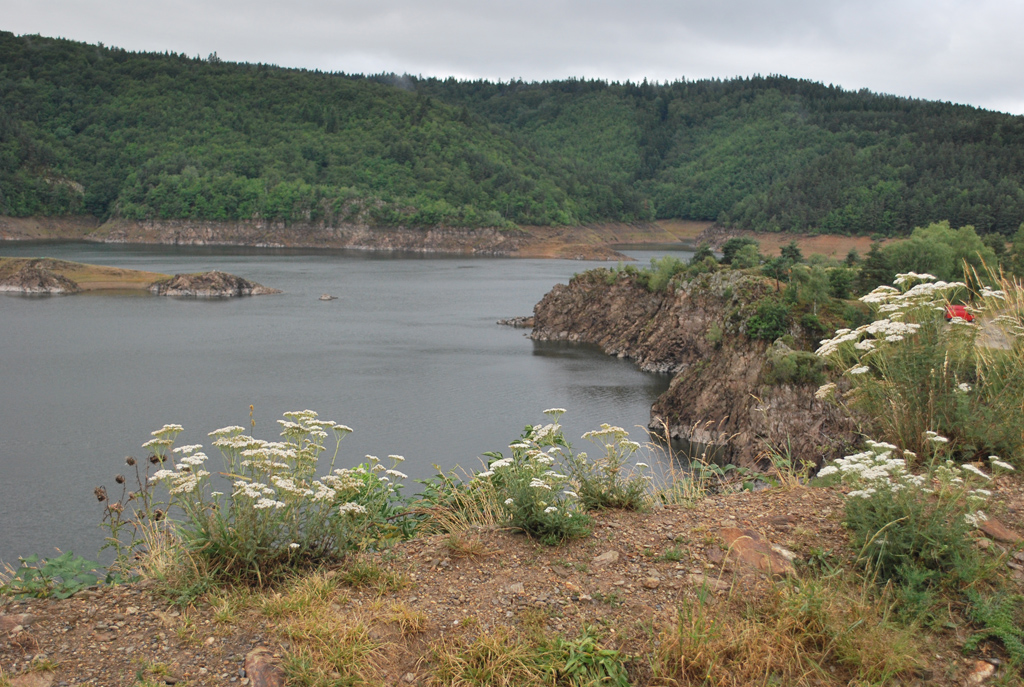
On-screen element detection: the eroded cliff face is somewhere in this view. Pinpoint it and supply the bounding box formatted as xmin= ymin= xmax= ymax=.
xmin=531 ymin=269 xmax=855 ymax=468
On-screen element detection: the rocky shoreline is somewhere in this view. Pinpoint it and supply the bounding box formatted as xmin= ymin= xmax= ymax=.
xmin=530 ymin=269 xmax=855 ymax=468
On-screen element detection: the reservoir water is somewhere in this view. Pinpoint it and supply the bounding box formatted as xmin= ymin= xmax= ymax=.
xmin=0 ymin=243 xmax=690 ymax=564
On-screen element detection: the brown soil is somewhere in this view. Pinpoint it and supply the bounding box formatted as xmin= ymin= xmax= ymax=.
xmin=696 ymin=225 xmax=893 ymax=260
xmin=4 ymin=479 xmax=1022 ymax=687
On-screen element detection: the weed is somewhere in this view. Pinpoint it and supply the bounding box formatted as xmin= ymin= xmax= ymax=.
xmin=659 ymin=547 xmax=684 ymax=562
xmin=964 ymin=590 xmax=1024 ymax=664
xmin=340 ymin=559 xmax=407 ymax=595
xmin=0 ymin=552 xmax=107 ymax=599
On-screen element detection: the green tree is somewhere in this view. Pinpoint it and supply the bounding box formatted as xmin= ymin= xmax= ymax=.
xmin=856 ymin=241 xmax=894 ymax=294
xmin=720 ymin=237 xmax=760 ymax=265
xmin=780 ymin=240 xmax=803 ymax=263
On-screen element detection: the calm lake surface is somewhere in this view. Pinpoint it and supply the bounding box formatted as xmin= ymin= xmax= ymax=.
xmin=0 ymin=242 xmax=691 ymax=564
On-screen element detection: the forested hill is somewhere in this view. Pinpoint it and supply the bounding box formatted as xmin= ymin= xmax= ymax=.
xmin=3 ymin=31 xmax=1024 ymax=235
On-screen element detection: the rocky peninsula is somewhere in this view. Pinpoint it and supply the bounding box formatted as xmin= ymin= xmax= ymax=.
xmin=530 ymin=269 xmax=855 ymax=468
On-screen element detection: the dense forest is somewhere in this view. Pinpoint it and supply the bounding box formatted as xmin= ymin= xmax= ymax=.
xmin=2 ymin=30 xmax=1024 ymax=234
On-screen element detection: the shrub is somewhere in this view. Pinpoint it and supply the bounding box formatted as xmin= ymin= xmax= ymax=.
xmin=107 ymin=411 xmax=410 ymax=585
xmin=815 ymin=271 xmax=1024 ymax=461
xmin=473 ymin=409 xmax=592 ymax=545
xmin=764 ymin=349 xmax=826 ymax=387
xmin=747 ymin=298 xmax=791 ymax=340
xmin=566 ymin=423 xmax=651 ymax=511
xmin=816 ymin=438 xmax=1012 ymax=585
xmin=720 ymin=237 xmax=759 ymax=264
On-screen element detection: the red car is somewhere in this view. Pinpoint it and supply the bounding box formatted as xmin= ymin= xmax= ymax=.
xmin=944 ymin=305 xmax=974 ymax=322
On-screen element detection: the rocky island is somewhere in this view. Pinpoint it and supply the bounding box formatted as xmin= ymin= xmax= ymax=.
xmin=0 ymin=258 xmax=278 ymax=298
xmin=148 ymin=270 xmax=281 ymax=297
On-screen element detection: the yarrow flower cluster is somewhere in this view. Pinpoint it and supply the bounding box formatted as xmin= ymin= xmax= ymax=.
xmin=818 ymin=433 xmax=997 ymax=525
xmin=137 ymin=411 xmax=409 ymax=575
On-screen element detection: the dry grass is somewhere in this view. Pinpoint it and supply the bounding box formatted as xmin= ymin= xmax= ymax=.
xmin=652 ymin=574 xmax=922 ymax=686
xmin=425 ymin=628 xmax=556 ymax=687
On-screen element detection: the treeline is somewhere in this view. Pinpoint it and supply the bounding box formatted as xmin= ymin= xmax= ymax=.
xmin=3 ymin=31 xmax=1024 ymax=233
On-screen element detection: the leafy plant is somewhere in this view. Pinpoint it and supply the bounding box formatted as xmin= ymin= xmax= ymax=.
xmin=0 ymin=552 xmax=106 ymax=599
xmin=567 ymin=423 xmax=651 ymax=511
xmin=964 ymin=590 xmax=1024 ymax=663
xmin=114 ymin=411 xmax=411 ymax=586
xmin=747 ymin=298 xmax=791 ymax=340
xmin=555 ymin=627 xmax=631 ymax=687
xmin=475 ymin=409 xmax=593 ymax=545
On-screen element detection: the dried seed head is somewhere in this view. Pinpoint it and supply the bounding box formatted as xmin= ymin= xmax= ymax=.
xmin=125 ymin=456 xmax=137 ymax=466
xmin=153 ymin=509 xmax=165 ymax=521
xmin=127 ymin=492 xmax=137 ymax=501
xmin=115 ymin=474 xmax=126 ymax=484
xmin=94 ymin=487 xmax=107 ymax=502
xmin=108 ymin=502 xmax=124 ymax=513
xmin=149 ymin=454 xmax=162 ymax=464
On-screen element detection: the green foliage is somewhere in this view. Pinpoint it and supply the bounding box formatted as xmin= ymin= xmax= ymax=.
xmin=554 ymin=627 xmax=631 ymax=687
xmin=720 ymin=237 xmax=760 ymax=264
xmin=882 ymin=222 xmax=997 ymax=284
xmin=827 ymin=267 xmax=853 ymax=299
xmin=705 ymin=321 xmax=724 ymax=348
xmin=964 ymin=590 xmax=1024 ymax=663
xmin=689 ymin=243 xmax=715 ymax=264
xmin=643 ymin=255 xmax=687 ymax=292
xmin=477 ymin=410 xmax=593 ymax=545
xmin=764 ymin=349 xmax=826 ymax=386
xmin=5 ymin=32 xmax=1024 ymax=233
xmin=817 ymin=272 xmax=1024 ymax=460
xmin=0 ymin=552 xmax=106 ymax=599
xmin=731 ymin=243 xmax=762 ymax=269
xmin=780 ymin=240 xmax=803 ymax=262
xmin=121 ymin=411 xmax=410 ymax=586
xmin=568 ymin=423 xmax=651 ymax=511
xmin=746 ymin=298 xmax=791 ymax=340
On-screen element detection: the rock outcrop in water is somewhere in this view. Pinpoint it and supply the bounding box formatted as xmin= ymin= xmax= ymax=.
xmin=530 ymin=269 xmax=855 ymax=468
xmin=148 ymin=271 xmax=281 ymax=297
xmin=0 ymin=259 xmax=81 ymax=294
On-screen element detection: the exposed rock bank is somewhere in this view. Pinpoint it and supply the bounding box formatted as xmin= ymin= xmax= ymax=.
xmin=0 ymin=259 xmax=81 ymax=294
xmin=149 ymin=271 xmax=280 ymax=298
xmin=530 ymin=269 xmax=855 ymax=467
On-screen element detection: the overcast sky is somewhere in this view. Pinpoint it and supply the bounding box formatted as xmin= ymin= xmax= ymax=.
xmin=7 ymin=0 xmax=1024 ymax=115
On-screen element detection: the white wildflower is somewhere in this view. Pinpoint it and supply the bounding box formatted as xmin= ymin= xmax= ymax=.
xmin=990 ymin=458 xmax=1015 ymax=472
xmin=849 ymin=365 xmax=870 ymax=375
xmin=504 ymin=498 xmax=514 ymax=505
xmin=544 ymin=506 xmax=558 ymax=514
xmin=254 ymin=498 xmax=285 ymax=510
xmin=961 ymin=464 xmax=991 ymax=480
xmin=957 ymin=382 xmax=972 ymax=392
xmin=388 ymin=454 xmax=405 ymax=463
xmin=208 ymin=425 xmax=245 ymax=437
xmin=289 ymin=543 xmax=300 ymax=549
xmin=476 ymin=470 xmax=495 ymax=479
xmin=814 ymin=383 xmax=837 ymax=400
xmin=386 ymin=469 xmax=408 ymax=480
xmin=817 ymin=465 xmax=839 ymax=477
xmin=489 ymin=458 xmax=513 ymax=469
xmin=149 ymin=469 xmax=176 ymax=482
xmin=338 ymin=502 xmax=367 ymax=515
xmin=529 ymin=478 xmax=552 ymax=490
xmin=964 ymin=510 xmax=988 ymax=527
